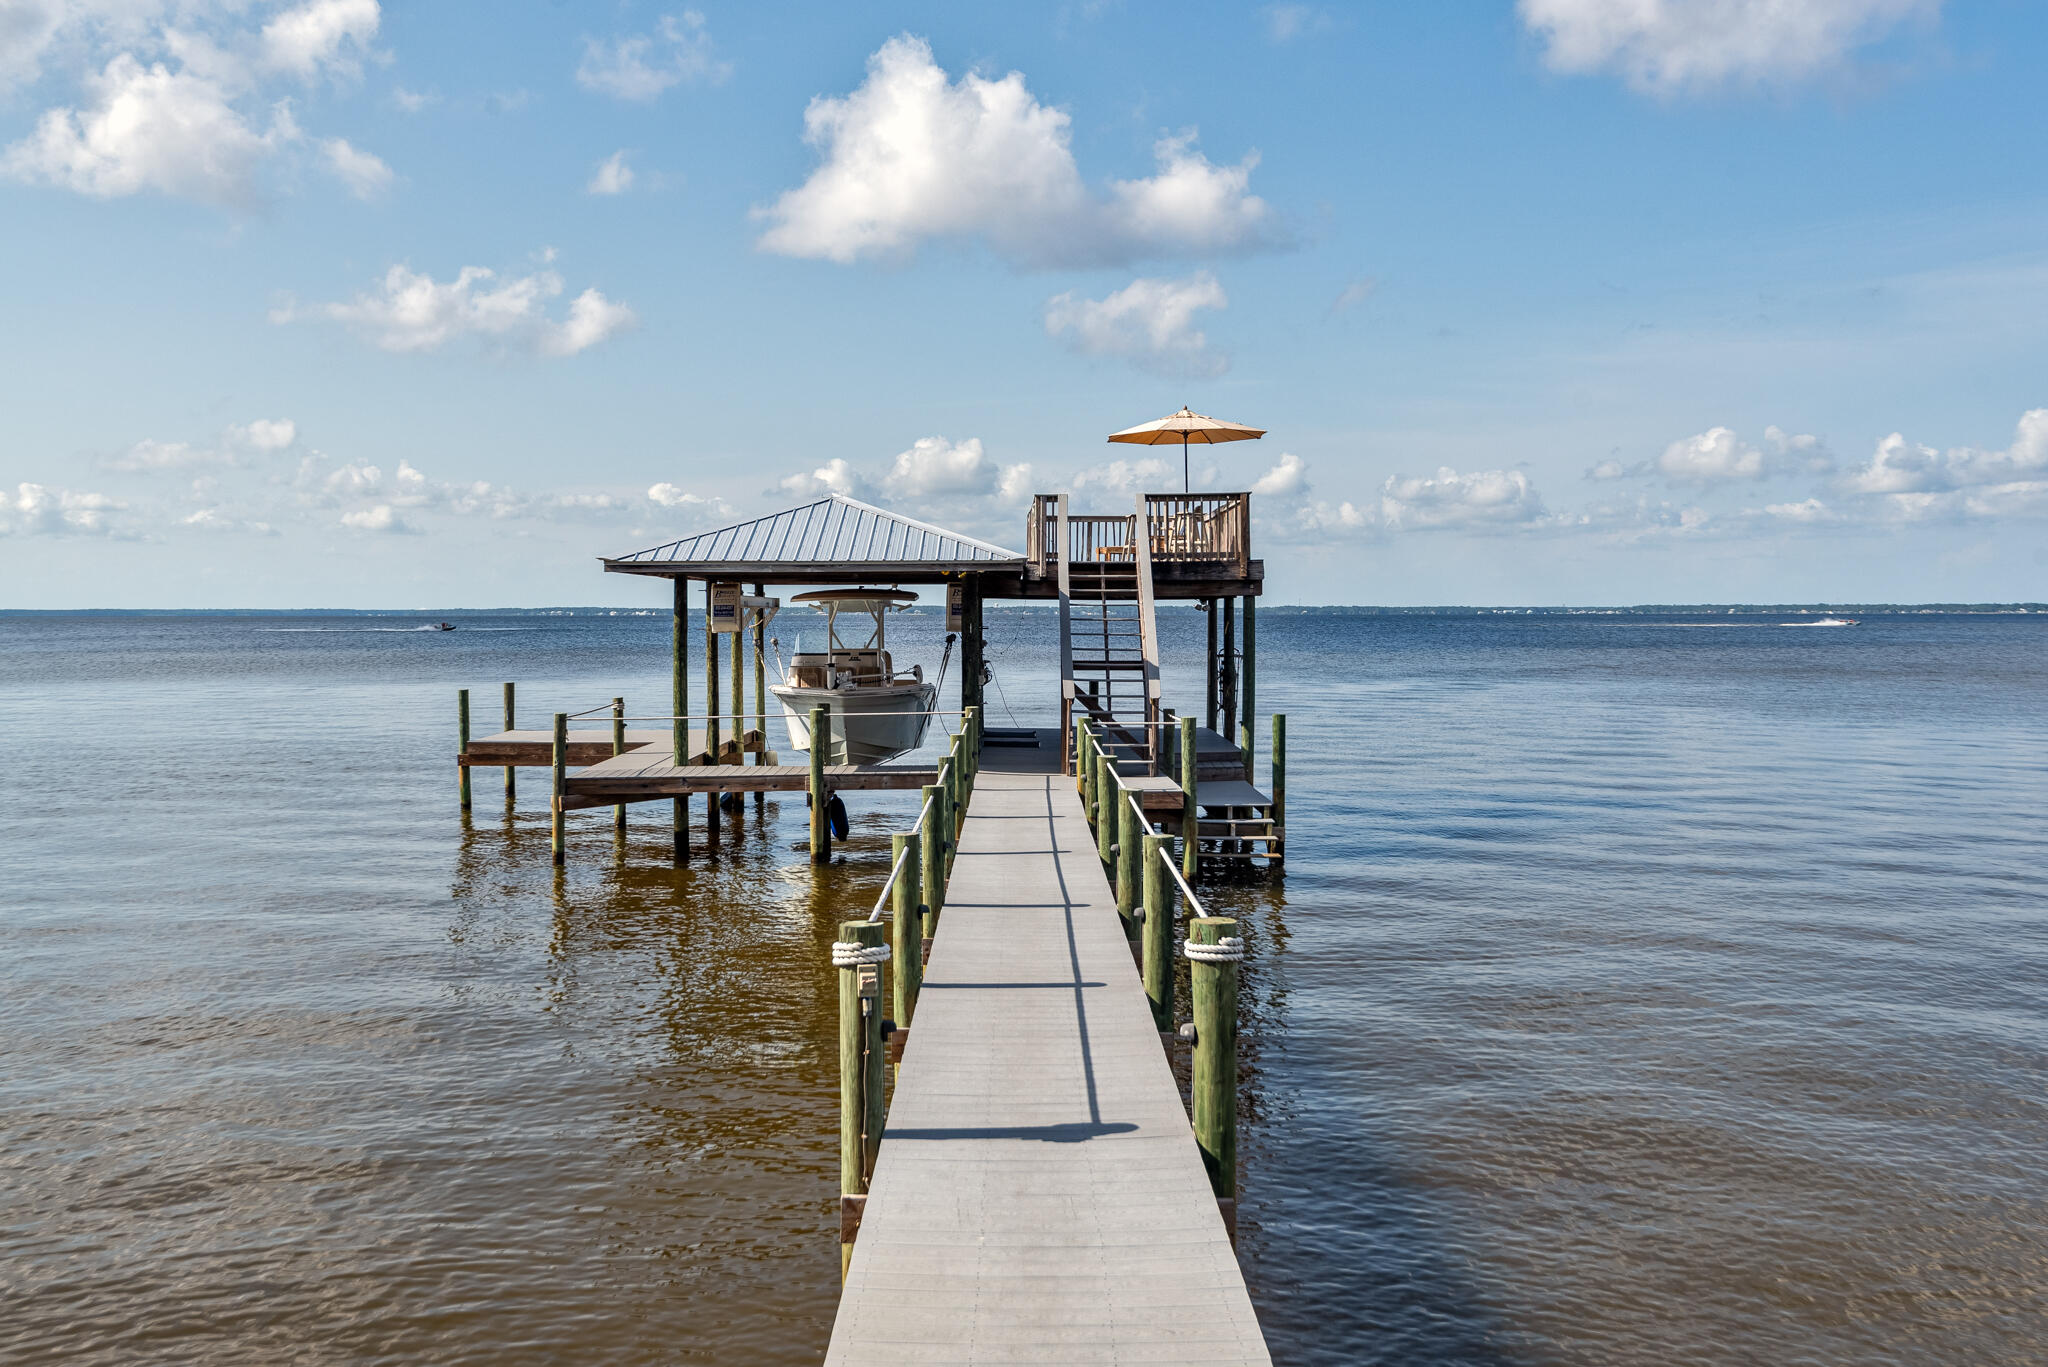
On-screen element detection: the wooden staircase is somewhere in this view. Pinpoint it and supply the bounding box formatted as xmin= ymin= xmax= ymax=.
xmin=1055 ymin=496 xmax=1163 ymax=774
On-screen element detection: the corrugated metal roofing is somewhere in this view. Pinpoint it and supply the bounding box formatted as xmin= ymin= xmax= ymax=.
xmin=607 ymin=494 xmax=1023 ymax=569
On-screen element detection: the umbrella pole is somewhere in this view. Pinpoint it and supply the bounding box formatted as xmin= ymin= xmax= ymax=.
xmin=1183 ymin=434 xmax=1190 ymax=493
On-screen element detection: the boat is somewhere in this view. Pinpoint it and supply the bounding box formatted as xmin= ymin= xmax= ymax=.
xmin=771 ymin=589 xmax=943 ymax=765
xmin=432 ymin=621 xmax=457 ymax=631
xmin=1783 ymin=616 xmax=1858 ymax=627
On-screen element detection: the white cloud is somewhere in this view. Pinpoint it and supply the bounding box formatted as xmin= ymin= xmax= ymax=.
xmin=883 ymin=436 xmax=989 ymax=498
xmin=3 ymin=54 xmax=298 ymax=208
xmin=1835 ymin=409 xmax=2048 ymax=519
xmin=228 ymin=417 xmax=297 ymax=452
xmin=587 ymin=149 xmax=634 ymax=195
xmin=321 ymin=135 xmax=390 ymax=196
xmin=1071 ymin=457 xmax=1173 ymax=497
xmin=1044 ymin=272 xmax=1228 ymax=377
xmin=1658 ymin=426 xmax=1765 ymax=483
xmin=1328 ymin=276 xmax=1377 ymax=316
xmin=778 ymin=458 xmax=866 ymax=501
xmin=1 ymin=481 xmax=124 ymax=535
xmin=1764 ymin=497 xmax=1835 ymax=523
xmin=299 ymin=258 xmax=637 ymax=356
xmin=755 ymin=35 xmax=1277 ymax=269
xmin=576 ymin=11 xmax=728 ymax=102
xmin=1251 ymin=452 xmax=1309 ymax=498
xmin=1518 ymin=0 xmax=1941 ymax=95
xmin=184 ymin=507 xmax=276 ymax=535
xmin=261 ymin=0 xmax=380 ymax=80
xmin=340 ymin=502 xmax=406 ymax=532
xmin=1380 ymin=467 xmax=1548 ymax=531
xmin=390 ymin=86 xmax=435 ymax=113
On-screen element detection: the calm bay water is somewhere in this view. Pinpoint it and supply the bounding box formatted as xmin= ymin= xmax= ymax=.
xmin=3 ymin=608 xmax=2044 ymax=1364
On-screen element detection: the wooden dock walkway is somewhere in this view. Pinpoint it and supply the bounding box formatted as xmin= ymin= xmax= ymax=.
xmin=828 ymin=732 xmax=1270 ymax=1365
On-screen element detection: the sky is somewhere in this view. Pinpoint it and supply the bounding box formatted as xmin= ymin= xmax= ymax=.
xmin=3 ymin=0 xmax=2046 ymax=608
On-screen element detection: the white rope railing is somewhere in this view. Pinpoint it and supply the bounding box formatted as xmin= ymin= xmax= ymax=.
xmin=863 ymin=776 xmax=944 ymax=921
xmin=830 ymin=940 xmax=892 ymax=967
xmin=1183 ymin=936 xmax=1243 ymax=963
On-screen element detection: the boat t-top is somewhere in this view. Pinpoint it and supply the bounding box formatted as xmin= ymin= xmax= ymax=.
xmin=772 ymin=588 xmax=943 ymax=765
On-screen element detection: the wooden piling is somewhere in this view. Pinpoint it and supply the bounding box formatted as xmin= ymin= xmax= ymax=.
xmin=611 ymin=697 xmax=626 ymax=832
xmin=1204 ymin=598 xmax=1218 ymax=732
xmin=1189 ymin=917 xmax=1238 ymax=1200
xmin=1272 ymin=713 xmax=1286 ymax=859
xmin=457 ymin=688 xmax=471 ymax=810
xmin=937 ymin=752 xmax=956 ymax=878
xmin=837 ymin=918 xmax=887 ymax=1276
xmin=501 ymin=681 xmax=516 ymax=803
xmin=672 ymin=578 xmax=688 ymax=865
xmin=1096 ymin=751 xmax=1116 ymax=867
xmin=752 ymin=580 xmax=767 ymax=810
xmin=1220 ymin=596 xmax=1237 ymax=745
xmin=920 ymin=784 xmax=944 ymax=922
xmin=1240 ymin=595 xmax=1256 ymax=780
xmin=705 ymin=581 xmax=720 ymax=845
xmin=809 ymin=704 xmax=830 ymax=864
xmin=1180 ymin=716 xmax=1199 ymax=880
xmin=550 ymin=712 xmax=566 ymax=865
xmin=729 ymin=591 xmax=743 ymax=803
xmin=1117 ymin=784 xmax=1141 ymax=933
xmin=1078 ymin=720 xmax=1096 ymax=811
xmin=1141 ymin=833 xmax=1173 ymax=1031
xmin=892 ymin=832 xmax=922 ymax=1027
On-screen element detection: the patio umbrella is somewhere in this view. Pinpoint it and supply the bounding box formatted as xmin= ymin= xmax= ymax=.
xmin=1107 ymin=405 xmax=1265 ymax=493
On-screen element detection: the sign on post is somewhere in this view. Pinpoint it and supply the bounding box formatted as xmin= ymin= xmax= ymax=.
xmin=946 ymin=583 xmax=965 ymax=632
xmin=709 ymin=581 xmax=742 ymax=633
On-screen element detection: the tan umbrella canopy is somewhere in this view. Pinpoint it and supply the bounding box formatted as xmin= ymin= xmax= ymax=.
xmin=1107 ymin=405 xmax=1266 ymax=492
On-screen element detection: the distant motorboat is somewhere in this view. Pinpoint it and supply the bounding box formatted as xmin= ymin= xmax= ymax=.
xmin=1783 ymin=617 xmax=1858 ymax=627
xmin=432 ymin=622 xmax=457 ymax=632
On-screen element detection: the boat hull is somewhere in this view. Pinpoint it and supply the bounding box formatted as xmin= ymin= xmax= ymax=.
xmin=772 ymin=681 xmax=938 ymax=765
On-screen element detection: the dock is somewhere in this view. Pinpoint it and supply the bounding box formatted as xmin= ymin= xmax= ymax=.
xmin=454 ymin=483 xmax=1290 ymax=1359
xmin=828 ymin=733 xmax=1269 ymax=1364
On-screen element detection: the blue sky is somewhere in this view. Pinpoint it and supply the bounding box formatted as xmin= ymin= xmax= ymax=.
xmin=4 ymin=1 xmax=2045 ymax=607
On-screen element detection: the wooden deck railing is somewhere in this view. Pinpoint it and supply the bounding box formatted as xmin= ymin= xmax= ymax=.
xmin=1027 ymin=492 xmax=1251 ymax=577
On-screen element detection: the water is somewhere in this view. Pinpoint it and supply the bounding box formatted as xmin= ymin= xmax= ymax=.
xmin=3 ymin=609 xmax=2044 ymax=1364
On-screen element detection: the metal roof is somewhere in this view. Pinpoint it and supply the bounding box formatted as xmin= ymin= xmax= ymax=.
xmin=604 ymin=493 xmax=1024 ymax=578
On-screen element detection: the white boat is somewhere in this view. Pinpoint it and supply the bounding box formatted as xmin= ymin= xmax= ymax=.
xmin=772 ymin=589 xmax=941 ymax=765
xmin=1783 ymin=616 xmax=1859 ymax=627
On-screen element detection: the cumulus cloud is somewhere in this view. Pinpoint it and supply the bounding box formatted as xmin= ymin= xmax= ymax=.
xmin=294 ymin=257 xmax=637 ymax=356
xmin=261 ymin=0 xmax=381 ymax=80
xmin=2 ymin=3 xmax=391 ymax=208
xmin=321 ymin=135 xmax=391 ymax=197
xmin=1763 ymin=497 xmax=1835 ymax=523
xmin=755 ymin=35 xmax=1278 ymax=269
xmin=3 ymin=54 xmax=297 ymax=208
xmin=1044 ymin=273 xmax=1228 ymax=377
xmin=587 ymin=149 xmax=634 ymax=195
xmin=576 ymin=11 xmax=728 ymax=102
xmin=1836 ymin=408 xmax=2048 ymax=519
xmin=1251 ymin=452 xmax=1309 ymax=498
xmin=1379 ymin=467 xmax=1547 ymax=532
xmin=1518 ymin=0 xmax=1941 ymax=95
xmin=1658 ymin=426 xmax=1765 ymax=483
xmin=778 ymin=458 xmax=867 ymax=501
xmin=228 ymin=417 xmax=298 ymax=452
xmin=1 ymin=481 xmax=124 ymax=535
xmin=1070 ymin=457 xmax=1174 ymax=498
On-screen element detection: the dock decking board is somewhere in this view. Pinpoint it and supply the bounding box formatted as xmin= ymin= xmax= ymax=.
xmin=826 ymin=735 xmax=1270 ymax=1365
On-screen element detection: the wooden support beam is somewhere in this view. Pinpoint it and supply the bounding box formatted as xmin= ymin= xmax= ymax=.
xmin=837 ymin=919 xmax=885 ymax=1278
xmin=1240 ymin=595 xmax=1256 ymax=781
xmin=1204 ymin=598 xmax=1217 ymax=732
xmin=672 ymin=577 xmax=688 ymax=865
xmin=1272 ymin=713 xmax=1286 ymax=860
xmin=611 ymin=697 xmax=626 ymax=833
xmin=550 ymin=712 xmax=566 ymax=865
xmin=892 ymin=832 xmax=922 ymax=1029
xmin=1117 ymin=784 xmax=1141 ymax=938
xmin=753 ymin=580 xmax=767 ymax=810
xmin=1180 ymin=717 xmax=1199 ymax=881
xmin=704 ymin=581 xmax=720 ymax=848
xmin=809 ymin=704 xmax=830 ymax=864
xmin=1141 ymin=833 xmax=1173 ymax=1031
xmin=920 ymin=784 xmax=944 ymax=923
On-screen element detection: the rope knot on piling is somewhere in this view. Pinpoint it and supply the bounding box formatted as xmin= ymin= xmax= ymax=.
xmin=831 ymin=941 xmax=893 ymax=968
xmin=1182 ymin=936 xmax=1244 ymax=964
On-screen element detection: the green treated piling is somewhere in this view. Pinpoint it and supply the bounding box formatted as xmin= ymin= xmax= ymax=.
xmin=611 ymin=697 xmax=626 ymax=832
xmin=1189 ymin=916 xmax=1239 ymax=1199
xmin=1180 ymin=716 xmax=1198 ymax=881
xmin=502 ymin=682 xmax=516 ymax=803
xmin=1096 ymin=751 xmax=1117 ymax=867
xmin=809 ymin=704 xmax=830 ymax=864
xmin=920 ymin=784 xmax=945 ymax=923
xmin=457 ymin=688 xmax=472 ymax=810
xmin=1117 ymin=785 xmax=1141 ymax=933
xmin=1272 ymin=713 xmax=1286 ymax=859
xmin=836 ymin=918 xmax=886 ymax=1279
xmin=937 ymin=753 xmax=955 ymax=878
xmin=1076 ymin=719 xmax=1093 ymax=802
xmin=704 ymin=583 xmax=720 ymax=846
xmin=752 ymin=580 xmax=767 ymax=810
xmin=892 ymin=832 xmax=922 ymax=1026
xmin=1141 ymin=833 xmax=1173 ymax=1030
xmin=550 ymin=712 xmax=566 ymax=865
